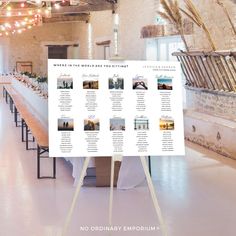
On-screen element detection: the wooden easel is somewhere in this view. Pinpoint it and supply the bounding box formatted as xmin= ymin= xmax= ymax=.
xmin=61 ymin=56 xmax=168 ymax=235
xmin=61 ymin=156 xmax=168 ymax=236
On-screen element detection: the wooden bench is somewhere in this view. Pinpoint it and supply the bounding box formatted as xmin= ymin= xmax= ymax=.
xmin=3 ymin=85 xmax=56 ymax=179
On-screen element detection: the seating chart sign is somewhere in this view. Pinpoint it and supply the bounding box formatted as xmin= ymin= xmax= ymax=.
xmin=48 ymin=59 xmax=185 ymax=157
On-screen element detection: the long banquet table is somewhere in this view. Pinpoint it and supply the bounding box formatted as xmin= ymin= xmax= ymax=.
xmin=3 ymin=76 xmax=146 ymax=189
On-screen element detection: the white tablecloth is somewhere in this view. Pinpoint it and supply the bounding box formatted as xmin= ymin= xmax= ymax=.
xmin=65 ymin=156 xmax=146 ymax=190
xmin=117 ymin=156 xmax=146 ymax=189
xmin=12 ymin=78 xmax=48 ymax=127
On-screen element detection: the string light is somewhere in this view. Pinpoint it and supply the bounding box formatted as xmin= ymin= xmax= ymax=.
xmin=45 ymin=9 xmax=50 ymax=15
xmin=15 ymin=22 xmax=20 ymax=27
xmin=55 ymin=3 xmax=61 ymax=9
xmin=0 ymin=0 xmax=72 ymax=37
xmin=5 ymin=23 xmax=11 ymax=29
xmin=35 ymin=0 xmax=42 ymax=5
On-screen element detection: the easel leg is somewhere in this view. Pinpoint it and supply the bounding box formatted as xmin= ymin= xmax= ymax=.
xmin=140 ymin=156 xmax=168 ymax=236
xmin=109 ymin=156 xmax=115 ymax=226
xmin=61 ymin=157 xmax=91 ymax=236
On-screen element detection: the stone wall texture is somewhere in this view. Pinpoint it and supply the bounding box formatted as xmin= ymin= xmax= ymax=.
xmin=5 ymin=0 xmax=236 ymax=75
xmin=180 ymin=0 xmax=236 ymax=51
xmin=8 ymin=22 xmax=75 ymax=75
xmin=186 ymin=87 xmax=236 ymax=119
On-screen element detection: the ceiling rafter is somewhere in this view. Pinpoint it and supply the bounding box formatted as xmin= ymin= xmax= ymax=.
xmin=43 ymin=13 xmax=90 ymax=23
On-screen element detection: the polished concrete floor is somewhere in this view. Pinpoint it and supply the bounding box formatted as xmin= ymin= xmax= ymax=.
xmin=1 ymin=91 xmax=236 ymax=236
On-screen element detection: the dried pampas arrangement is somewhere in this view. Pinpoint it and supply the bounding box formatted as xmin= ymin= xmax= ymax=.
xmin=180 ymin=0 xmax=217 ymax=51
xmin=157 ymin=0 xmax=189 ymax=51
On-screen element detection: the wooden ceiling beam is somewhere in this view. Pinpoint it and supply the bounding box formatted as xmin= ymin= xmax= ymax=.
xmin=51 ymin=2 xmax=115 ymax=14
xmin=82 ymin=0 xmax=108 ymax=5
xmin=43 ymin=13 xmax=90 ymax=23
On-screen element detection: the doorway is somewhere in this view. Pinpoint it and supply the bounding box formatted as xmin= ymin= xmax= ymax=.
xmin=48 ymin=45 xmax=68 ymax=59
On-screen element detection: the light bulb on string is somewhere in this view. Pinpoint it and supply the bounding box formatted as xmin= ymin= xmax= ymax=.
xmin=45 ymin=9 xmax=50 ymax=15
xmin=15 ymin=22 xmax=20 ymax=28
xmin=5 ymin=23 xmax=11 ymax=29
xmin=55 ymin=3 xmax=60 ymax=9
xmin=35 ymin=0 xmax=42 ymax=5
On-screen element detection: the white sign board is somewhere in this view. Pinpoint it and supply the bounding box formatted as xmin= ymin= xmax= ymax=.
xmin=48 ymin=59 xmax=185 ymax=157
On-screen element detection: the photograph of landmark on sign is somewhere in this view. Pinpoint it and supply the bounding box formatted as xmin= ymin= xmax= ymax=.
xmin=157 ymin=76 xmax=173 ymax=90
xmin=134 ymin=116 xmax=149 ymax=130
xmin=58 ymin=118 xmax=74 ymax=131
xmin=159 ymin=117 xmax=174 ymax=130
xmin=83 ymin=80 xmax=99 ymax=89
xmin=110 ymin=118 xmax=125 ymax=131
xmin=84 ymin=118 xmax=100 ymax=131
xmin=132 ymin=76 xmax=148 ymax=90
xmin=57 ymin=77 xmax=73 ymax=89
xmin=109 ymin=75 xmax=124 ymax=90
